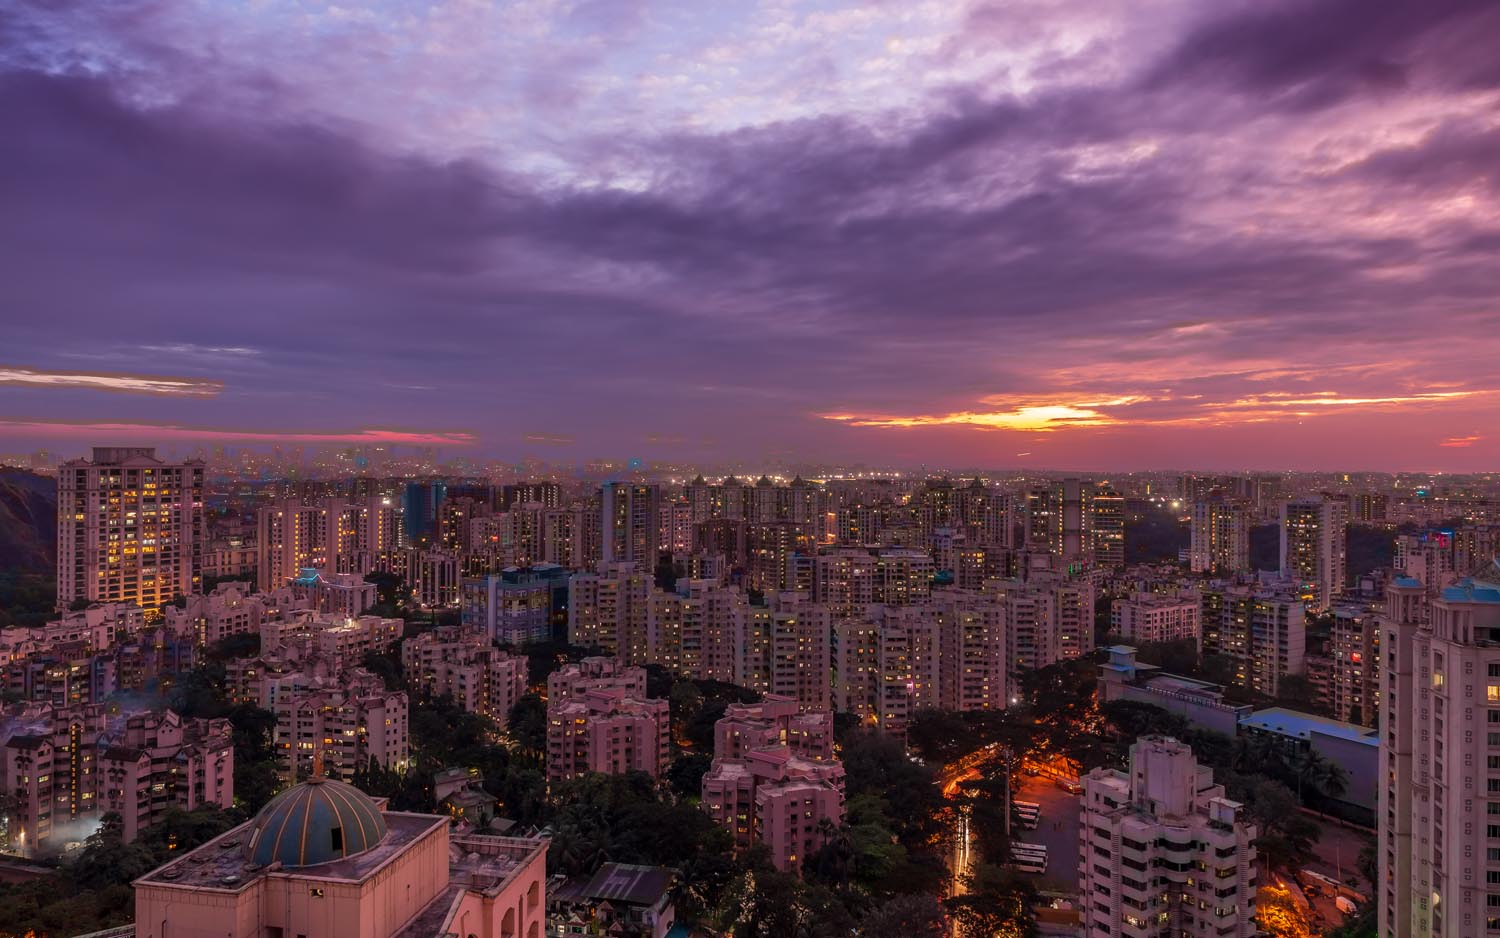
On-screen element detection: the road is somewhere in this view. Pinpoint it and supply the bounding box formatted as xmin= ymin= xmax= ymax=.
xmin=1011 ymin=774 xmax=1083 ymax=892
xmin=1299 ymin=815 xmax=1375 ymax=932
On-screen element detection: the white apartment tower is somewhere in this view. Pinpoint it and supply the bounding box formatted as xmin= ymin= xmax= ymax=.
xmin=1079 ymin=736 xmax=1259 ymax=938
xmin=57 ymin=447 xmax=205 ymax=614
xmin=1379 ymin=566 xmax=1500 ymax=938
xmin=1281 ymin=496 xmax=1349 ymax=611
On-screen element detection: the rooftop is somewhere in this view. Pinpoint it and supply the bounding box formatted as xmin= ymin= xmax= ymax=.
xmin=1240 ymin=708 xmax=1378 ymax=747
xmin=579 ymin=862 xmax=674 ymax=907
xmin=138 ymin=811 xmax=444 ymax=890
xmin=1441 ymin=575 xmax=1500 ymax=605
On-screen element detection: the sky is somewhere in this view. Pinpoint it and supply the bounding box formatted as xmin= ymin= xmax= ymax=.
xmin=2 ymin=0 xmax=1498 ymax=471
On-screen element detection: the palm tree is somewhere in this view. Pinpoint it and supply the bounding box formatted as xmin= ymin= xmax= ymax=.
xmin=1287 ymin=747 xmax=1347 ymax=802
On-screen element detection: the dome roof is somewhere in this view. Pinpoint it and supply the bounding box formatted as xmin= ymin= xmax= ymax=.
xmin=245 ymin=778 xmax=387 ymax=868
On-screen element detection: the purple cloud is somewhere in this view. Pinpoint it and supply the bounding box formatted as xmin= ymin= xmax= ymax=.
xmin=1 ymin=0 xmax=1499 ymax=470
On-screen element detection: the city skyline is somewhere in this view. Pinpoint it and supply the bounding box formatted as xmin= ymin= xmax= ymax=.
xmin=4 ymin=1 xmax=1499 ymax=469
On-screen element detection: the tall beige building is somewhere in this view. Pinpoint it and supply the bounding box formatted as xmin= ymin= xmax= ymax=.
xmin=1079 ymin=736 xmax=1259 ymax=938
xmin=57 ymin=446 xmax=205 ymax=614
xmin=1330 ymin=604 xmax=1380 ymax=726
xmin=1199 ymin=586 xmax=1306 ymax=697
xmin=1190 ymin=498 xmax=1251 ymax=574
xmin=255 ymin=496 xmax=398 ymax=591
xmin=1281 ymin=496 xmax=1349 ymax=611
xmin=601 ymin=482 xmax=661 ymax=566
xmin=1379 ymin=567 xmax=1500 ymax=938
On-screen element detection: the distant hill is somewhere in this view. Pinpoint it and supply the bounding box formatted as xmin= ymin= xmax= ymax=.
xmin=0 ymin=466 xmax=57 ymax=627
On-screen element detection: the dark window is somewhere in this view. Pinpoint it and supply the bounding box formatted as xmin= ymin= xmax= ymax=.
xmin=330 ymin=827 xmax=343 ymax=851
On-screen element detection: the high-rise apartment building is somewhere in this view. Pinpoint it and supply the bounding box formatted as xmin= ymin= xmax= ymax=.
xmin=1329 ymin=605 xmax=1380 ymax=726
xmin=568 ymin=562 xmax=654 ymax=663
xmin=813 ymin=547 xmax=934 ymax=615
xmin=1091 ymin=484 xmax=1126 ymax=568
xmin=1112 ymin=593 xmax=1201 ymax=646
xmin=255 ymin=496 xmax=398 ymax=591
xmin=461 ymin=563 xmax=570 ymax=645
xmin=1199 ymin=587 xmax=1305 ymax=697
xmin=1281 ymin=496 xmax=1349 ymax=610
xmin=601 ymin=482 xmax=662 ymax=566
xmin=401 ymin=628 xmax=528 ymax=726
xmin=1379 ymin=568 xmax=1500 ymax=938
xmin=57 ymin=447 xmax=205 ymax=615
xmin=1026 ymin=478 xmax=1092 ymax=564
xmin=401 ymin=480 xmax=447 ymax=545
xmin=1395 ymin=532 xmax=1457 ymax=596
xmin=501 ymin=480 xmax=562 ymax=509
xmin=1190 ymin=498 xmax=1251 ymax=575
xmin=1078 ymin=736 xmax=1259 ymax=938
xmin=989 ymin=573 xmax=1096 ymax=672
xmin=744 ymin=522 xmax=814 ymax=593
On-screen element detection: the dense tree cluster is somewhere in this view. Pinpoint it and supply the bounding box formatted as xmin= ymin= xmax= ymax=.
xmin=0 ymin=805 xmax=238 ymax=937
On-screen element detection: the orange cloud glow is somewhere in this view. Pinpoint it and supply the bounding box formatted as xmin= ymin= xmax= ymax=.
xmin=0 ymin=365 xmax=222 ymax=397
xmin=1440 ymin=435 xmax=1481 ymax=448
xmin=821 ymin=388 xmax=1494 ymax=434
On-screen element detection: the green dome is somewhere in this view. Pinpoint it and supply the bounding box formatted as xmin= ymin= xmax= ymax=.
xmin=245 ymin=778 xmax=387 ymax=868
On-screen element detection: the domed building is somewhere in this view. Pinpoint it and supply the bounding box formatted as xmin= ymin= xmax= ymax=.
xmin=132 ymin=776 xmax=547 ymax=938
xmin=243 ymin=776 xmax=388 ymax=868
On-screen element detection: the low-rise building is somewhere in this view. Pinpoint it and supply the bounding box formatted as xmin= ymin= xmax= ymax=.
xmin=1111 ymin=593 xmax=1201 ymax=647
xmin=270 ymin=669 xmax=409 ymax=783
xmin=548 ymin=862 xmax=677 ymax=938
xmin=1097 ymin=646 xmax=1252 ymax=737
xmin=546 ymin=657 xmax=648 ymax=704
xmin=97 ymin=710 xmax=234 ymax=843
xmin=713 ymin=696 xmax=834 ymax=762
xmin=1237 ymin=706 xmax=1378 ymax=827
xmin=1 ymin=704 xmax=232 ymax=856
xmin=701 ymin=747 xmax=844 ymax=874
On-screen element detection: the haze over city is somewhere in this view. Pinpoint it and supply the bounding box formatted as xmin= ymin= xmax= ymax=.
xmin=4 ymin=0 xmax=1500 ymax=469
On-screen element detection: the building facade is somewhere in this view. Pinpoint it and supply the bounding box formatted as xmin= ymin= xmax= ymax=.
xmin=1378 ymin=567 xmax=1500 ymax=937
xmin=57 ymin=447 xmax=205 ymax=615
xmin=1078 ymin=736 xmax=1259 ymax=938
xmin=1281 ymin=496 xmax=1349 ymax=611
